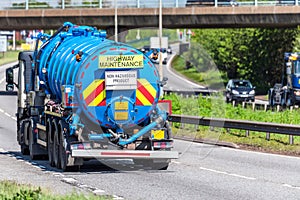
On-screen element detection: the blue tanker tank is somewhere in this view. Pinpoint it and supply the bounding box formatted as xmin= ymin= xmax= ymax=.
xmin=37 ymin=22 xmax=161 ymax=130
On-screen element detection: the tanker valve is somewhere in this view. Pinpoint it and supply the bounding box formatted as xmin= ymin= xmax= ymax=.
xmin=75 ymin=51 xmax=83 ymax=62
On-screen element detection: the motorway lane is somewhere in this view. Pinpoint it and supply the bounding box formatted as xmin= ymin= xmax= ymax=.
xmin=162 ymin=44 xmax=206 ymax=91
xmin=163 ymin=54 xmax=205 ymax=91
xmin=47 ymin=140 xmax=300 ymax=199
xmin=0 ymin=64 xmax=300 ymax=199
xmin=0 ymin=63 xmax=18 ymax=151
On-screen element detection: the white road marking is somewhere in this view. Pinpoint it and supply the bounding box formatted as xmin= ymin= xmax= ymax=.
xmin=53 ymin=173 xmax=64 ymax=177
xmin=0 ymin=77 xmax=5 ymax=84
xmin=113 ymin=195 xmax=124 ymax=200
xmin=200 ymin=167 xmax=256 ymax=180
xmin=0 ymin=106 xmax=17 ymax=121
xmin=93 ymin=189 xmax=105 ymax=194
xmin=0 ymin=148 xmax=7 ymax=153
xmin=221 ymin=146 xmax=300 ymax=160
xmin=282 ymin=184 xmax=300 ymax=190
xmin=62 ymin=178 xmax=78 ymax=184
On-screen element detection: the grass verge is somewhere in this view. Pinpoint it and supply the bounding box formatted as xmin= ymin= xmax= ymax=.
xmin=0 ymin=180 xmax=112 ymax=200
xmin=0 ymin=51 xmax=19 ymax=66
xmin=165 ymin=94 xmax=300 ymax=155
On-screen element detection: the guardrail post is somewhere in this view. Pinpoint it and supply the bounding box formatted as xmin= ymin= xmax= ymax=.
xmin=180 ymin=123 xmax=185 ymax=129
xmin=215 ymin=0 xmax=218 ymax=7
xmin=232 ymin=100 xmax=236 ymax=107
xmin=266 ymin=132 xmax=270 ymax=141
xmin=242 ymin=102 xmax=245 ymax=108
xmin=276 ymin=105 xmax=280 ymax=112
xmin=245 ymin=130 xmax=249 ymax=137
xmin=254 ymin=0 xmax=258 ymax=6
xmin=252 ymin=102 xmax=255 ymax=111
xmin=226 ymin=128 xmax=230 ymax=133
xmin=289 ymin=135 xmax=294 ymax=145
xmin=99 ymin=0 xmax=102 ymax=8
xmin=264 ymin=104 xmax=268 ymax=112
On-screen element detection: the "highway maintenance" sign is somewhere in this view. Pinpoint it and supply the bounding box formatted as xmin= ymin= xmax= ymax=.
xmin=99 ymin=54 xmax=144 ymax=69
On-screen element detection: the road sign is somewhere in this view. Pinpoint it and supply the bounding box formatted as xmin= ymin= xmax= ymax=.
xmin=150 ymin=37 xmax=168 ymax=49
xmin=0 ymin=36 xmax=7 ymax=52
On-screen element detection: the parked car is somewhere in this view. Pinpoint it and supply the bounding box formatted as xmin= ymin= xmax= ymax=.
xmin=225 ymin=79 xmax=255 ymax=103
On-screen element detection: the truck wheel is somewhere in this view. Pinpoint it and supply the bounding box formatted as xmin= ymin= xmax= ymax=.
xmin=155 ymin=163 xmax=169 ymax=170
xmin=20 ymin=121 xmax=30 ymax=155
xmin=59 ymin=121 xmax=68 ymax=171
xmin=53 ymin=122 xmax=61 ymax=169
xmin=21 ymin=144 xmax=30 ymax=155
xmin=47 ymin=119 xmax=54 ymax=167
xmin=28 ymin=123 xmax=39 ymax=160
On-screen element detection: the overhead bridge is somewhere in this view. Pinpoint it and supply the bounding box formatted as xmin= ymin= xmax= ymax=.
xmin=1 ymin=6 xmax=300 ymax=30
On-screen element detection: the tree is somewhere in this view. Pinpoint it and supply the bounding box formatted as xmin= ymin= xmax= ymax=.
xmin=192 ymin=28 xmax=298 ymax=94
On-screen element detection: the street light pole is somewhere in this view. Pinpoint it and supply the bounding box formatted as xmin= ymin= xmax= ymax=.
xmin=158 ymin=0 xmax=164 ymax=97
xmin=159 ymin=0 xmax=163 ymax=82
xmin=114 ymin=0 xmax=118 ymax=42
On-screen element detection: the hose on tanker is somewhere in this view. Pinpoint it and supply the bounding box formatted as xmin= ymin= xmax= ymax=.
xmin=118 ymin=108 xmax=167 ymax=146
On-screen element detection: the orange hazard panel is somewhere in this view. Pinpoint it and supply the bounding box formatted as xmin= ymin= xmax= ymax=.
xmin=83 ymin=79 xmax=106 ymax=106
xmin=136 ymin=79 xmax=157 ymax=106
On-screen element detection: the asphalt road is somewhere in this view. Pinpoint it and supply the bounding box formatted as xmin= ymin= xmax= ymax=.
xmin=163 ymin=44 xmax=206 ymax=91
xmin=1 ymin=62 xmax=300 ymax=199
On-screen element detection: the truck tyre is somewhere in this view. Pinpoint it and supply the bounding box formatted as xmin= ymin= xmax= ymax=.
xmin=59 ymin=120 xmax=68 ymax=171
xmin=20 ymin=121 xmax=29 ymax=155
xmin=53 ymin=121 xmax=61 ymax=169
xmin=21 ymin=144 xmax=30 ymax=155
xmin=47 ymin=119 xmax=55 ymax=167
xmin=28 ymin=122 xmax=39 ymax=160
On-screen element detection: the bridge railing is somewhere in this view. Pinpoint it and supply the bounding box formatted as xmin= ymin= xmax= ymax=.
xmin=0 ymin=0 xmax=298 ymax=10
xmin=0 ymin=0 xmax=186 ymax=10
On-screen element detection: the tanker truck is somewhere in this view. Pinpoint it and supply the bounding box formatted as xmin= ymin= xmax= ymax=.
xmin=6 ymin=22 xmax=178 ymax=171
